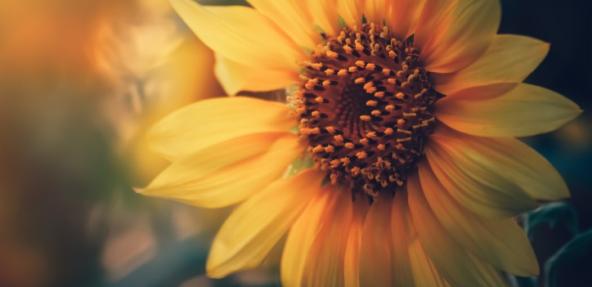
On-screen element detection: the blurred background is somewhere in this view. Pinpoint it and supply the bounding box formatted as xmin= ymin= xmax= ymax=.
xmin=0 ymin=0 xmax=589 ymax=286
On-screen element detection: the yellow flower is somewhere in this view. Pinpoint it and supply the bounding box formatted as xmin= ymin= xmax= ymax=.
xmin=140 ymin=0 xmax=582 ymax=286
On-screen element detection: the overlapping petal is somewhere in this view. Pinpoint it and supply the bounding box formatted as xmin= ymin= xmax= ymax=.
xmin=281 ymin=190 xmax=339 ymax=287
xmin=343 ymin=202 xmax=367 ymax=287
xmin=148 ymin=97 xmax=295 ymax=160
xmin=363 ymin=0 xmax=388 ymax=24
xmin=337 ymin=0 xmax=363 ymax=27
xmin=428 ymin=128 xmax=569 ymax=217
xmin=215 ymin=55 xmax=299 ymax=95
xmin=391 ymin=192 xmax=415 ymax=286
xmin=408 ymin=240 xmax=450 ymax=287
xmin=207 ymin=169 xmax=324 ymax=278
xmin=437 ymin=84 xmax=582 ymax=137
xmin=416 ymin=0 xmax=501 ymax=73
xmin=247 ymin=0 xmax=318 ymax=50
xmin=306 ymin=0 xmax=339 ymax=36
xmin=419 ymin=162 xmax=539 ymax=276
xmin=304 ymin=191 xmax=354 ymax=286
xmin=170 ymin=0 xmax=304 ymax=71
xmin=360 ymin=196 xmax=393 ymax=286
xmin=141 ymin=134 xmax=303 ymax=208
xmin=407 ymin=174 xmax=506 ymax=286
xmin=387 ymin=0 xmax=424 ymax=38
xmin=435 ymin=35 xmax=550 ymax=95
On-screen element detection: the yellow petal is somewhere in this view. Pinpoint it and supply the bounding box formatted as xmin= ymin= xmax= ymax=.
xmin=425 ymin=144 xmax=537 ymax=218
xmin=409 ymin=240 xmax=450 ymax=287
xmin=360 ymin=195 xmax=393 ymax=286
xmin=435 ymin=35 xmax=550 ymax=95
xmin=391 ymin=191 xmax=415 ymax=286
xmin=338 ymin=0 xmax=363 ymax=27
xmin=343 ymin=201 xmax=368 ymax=287
xmin=416 ymin=0 xmax=501 ymax=73
xmin=304 ymin=191 xmax=353 ymax=287
xmin=387 ymin=0 xmax=424 ymax=38
xmin=170 ymin=0 xmax=304 ymax=71
xmin=206 ymin=169 xmax=324 ymax=278
xmin=306 ymin=0 xmax=339 ymax=36
xmin=148 ymin=97 xmax=295 ymax=160
xmin=407 ymin=174 xmax=507 ymax=287
xmin=363 ymin=0 xmax=388 ymax=23
xmin=281 ymin=190 xmax=338 ymax=287
xmin=437 ymin=84 xmax=582 ymax=137
xmin=141 ymin=134 xmax=303 ymax=208
xmin=429 ymin=128 xmax=570 ymax=211
xmin=418 ymin=162 xmax=539 ymax=276
xmin=215 ymin=54 xmax=299 ymax=95
xmin=247 ymin=0 xmax=319 ymax=50
xmin=143 ymin=132 xmax=283 ymax=191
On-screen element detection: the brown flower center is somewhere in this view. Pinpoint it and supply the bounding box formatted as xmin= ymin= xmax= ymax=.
xmin=294 ymin=22 xmax=443 ymax=199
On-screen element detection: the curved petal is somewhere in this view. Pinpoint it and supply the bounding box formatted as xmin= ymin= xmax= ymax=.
xmin=425 ymin=144 xmax=537 ymax=219
xmin=142 ymin=132 xmax=284 ymax=195
xmin=409 ymin=240 xmax=450 ymax=287
xmin=416 ymin=0 xmax=501 ymax=73
xmin=437 ymin=84 xmax=582 ymax=137
xmin=429 ymin=128 xmax=570 ymax=210
xmin=363 ymin=0 xmax=388 ymax=24
xmin=337 ymin=0 xmax=363 ymax=27
xmin=215 ymin=54 xmax=299 ymax=95
xmin=281 ymin=190 xmax=338 ymax=287
xmin=307 ymin=0 xmax=339 ymax=36
xmin=170 ymin=0 xmax=304 ymax=71
xmin=206 ymin=169 xmax=324 ymax=278
xmin=418 ymin=162 xmax=539 ymax=276
xmin=435 ymin=35 xmax=550 ymax=95
xmin=247 ymin=0 xmax=319 ymax=50
xmin=141 ymin=134 xmax=303 ymax=208
xmin=387 ymin=0 xmax=424 ymax=38
xmin=304 ymin=191 xmax=354 ymax=287
xmin=343 ymin=200 xmax=368 ymax=287
xmin=391 ymin=191 xmax=415 ymax=286
xmin=148 ymin=97 xmax=296 ymax=160
xmin=407 ymin=174 xmax=507 ymax=287
xmin=360 ymin=195 xmax=393 ymax=286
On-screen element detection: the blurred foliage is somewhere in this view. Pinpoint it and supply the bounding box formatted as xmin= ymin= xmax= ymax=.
xmin=525 ymin=202 xmax=579 ymax=242
xmin=544 ymin=229 xmax=592 ymax=287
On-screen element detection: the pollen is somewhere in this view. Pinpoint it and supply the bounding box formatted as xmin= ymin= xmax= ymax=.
xmin=295 ymin=22 xmax=443 ymax=200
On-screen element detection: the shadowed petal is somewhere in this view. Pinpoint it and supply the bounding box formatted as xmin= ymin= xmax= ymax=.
xmin=437 ymin=84 xmax=582 ymax=137
xmin=141 ymin=134 xmax=303 ymax=208
xmin=170 ymin=0 xmax=304 ymax=71
xmin=215 ymin=55 xmax=299 ymax=95
xmin=207 ymin=169 xmax=324 ymax=278
xmin=247 ymin=0 xmax=319 ymax=49
xmin=435 ymin=35 xmax=550 ymax=95
xmin=416 ymin=0 xmax=501 ymax=73
xmin=148 ymin=97 xmax=295 ymax=160
xmin=408 ymin=174 xmax=507 ymax=286
xmin=281 ymin=189 xmax=338 ymax=287
xmin=360 ymin=195 xmax=393 ymax=286
xmin=429 ymin=128 xmax=570 ymax=213
xmin=419 ymin=162 xmax=539 ymax=276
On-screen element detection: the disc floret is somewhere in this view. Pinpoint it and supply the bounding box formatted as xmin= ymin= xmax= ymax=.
xmin=295 ymin=22 xmax=443 ymax=199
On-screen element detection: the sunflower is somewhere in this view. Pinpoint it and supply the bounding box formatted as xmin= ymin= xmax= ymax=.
xmin=140 ymin=0 xmax=582 ymax=286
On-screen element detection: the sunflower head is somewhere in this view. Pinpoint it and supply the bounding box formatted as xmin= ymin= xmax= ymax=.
xmin=296 ymin=21 xmax=443 ymax=198
xmin=142 ymin=0 xmax=583 ymax=286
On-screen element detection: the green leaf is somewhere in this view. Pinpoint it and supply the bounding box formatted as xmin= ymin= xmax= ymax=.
xmin=545 ymin=229 xmax=592 ymax=287
xmin=525 ymin=202 xmax=579 ymax=240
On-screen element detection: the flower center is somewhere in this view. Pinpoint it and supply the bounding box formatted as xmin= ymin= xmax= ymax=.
xmin=294 ymin=22 xmax=443 ymax=199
